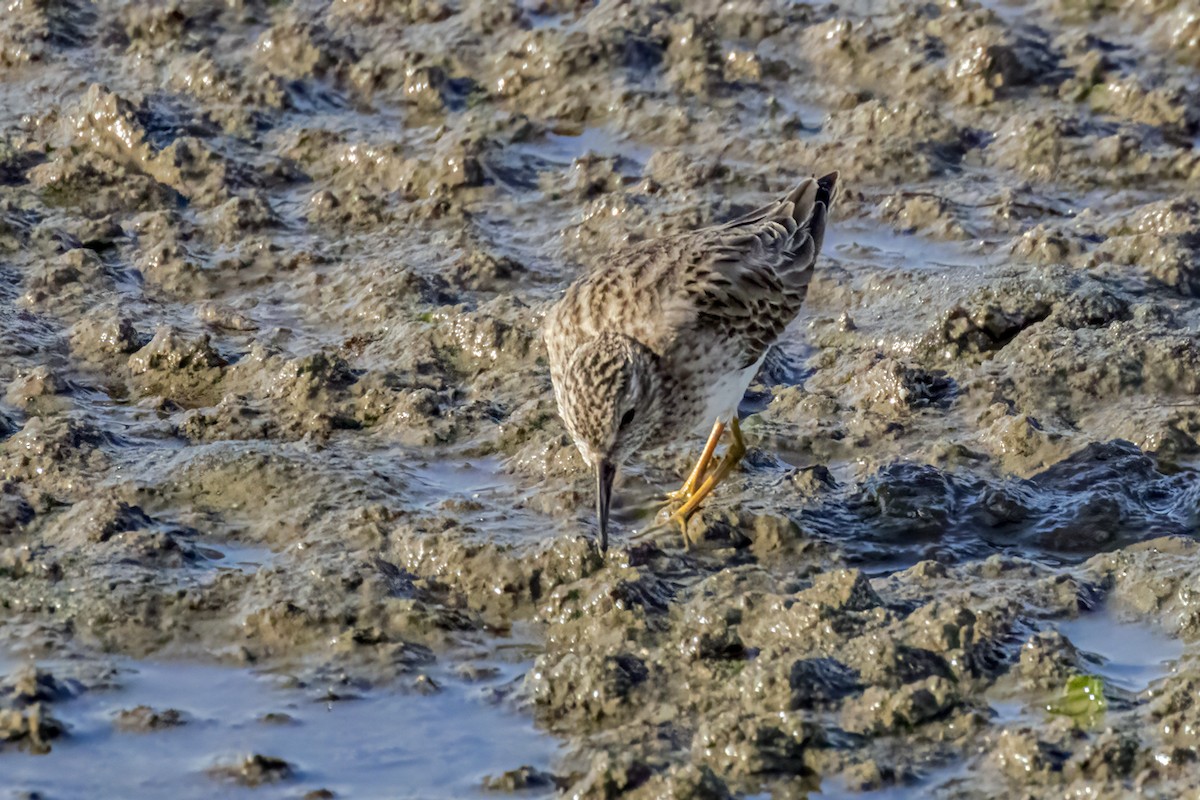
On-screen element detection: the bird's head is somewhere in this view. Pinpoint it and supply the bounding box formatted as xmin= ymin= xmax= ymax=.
xmin=555 ymin=332 xmax=662 ymax=551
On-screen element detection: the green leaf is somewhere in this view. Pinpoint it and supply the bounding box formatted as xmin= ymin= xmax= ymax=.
xmin=1047 ymin=674 xmax=1107 ymax=728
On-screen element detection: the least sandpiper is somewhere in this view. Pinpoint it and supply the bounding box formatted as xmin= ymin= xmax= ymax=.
xmin=545 ymin=172 xmax=839 ymax=551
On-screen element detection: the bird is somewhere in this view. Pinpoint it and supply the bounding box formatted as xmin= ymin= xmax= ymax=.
xmin=543 ymin=172 xmax=839 ymax=552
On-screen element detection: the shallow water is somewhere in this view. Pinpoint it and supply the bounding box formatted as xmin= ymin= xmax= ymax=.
xmin=1 ymin=653 xmax=559 ymax=799
xmin=823 ymin=223 xmax=992 ymax=275
xmin=409 ymin=456 xmax=516 ymax=503
xmin=989 ymin=605 xmax=1185 ymax=724
xmin=539 ymin=127 xmax=656 ymax=171
xmin=813 ymin=763 xmax=970 ymax=800
xmin=1057 ymin=607 xmax=1184 ymax=693
xmin=194 ymin=540 xmax=277 ymax=574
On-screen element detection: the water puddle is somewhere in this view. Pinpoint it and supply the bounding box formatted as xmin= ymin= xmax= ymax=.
xmin=508 ymin=126 xmax=654 ymax=181
xmin=0 ymin=654 xmax=559 ymax=799
xmin=987 ymin=605 xmax=1184 ymax=726
xmin=972 ymin=0 xmax=1036 ymax=22
xmin=541 ymin=127 xmax=655 ymax=167
xmin=406 ymin=455 xmax=558 ymax=544
xmin=987 ymin=698 xmax=1026 ymax=724
xmin=823 ymin=222 xmax=993 ymax=273
xmin=1056 ymin=606 xmax=1183 ymax=692
xmin=811 ymin=762 xmax=968 ymax=799
xmin=408 ymin=456 xmax=513 ymax=500
xmin=193 ymin=540 xmax=275 ymax=574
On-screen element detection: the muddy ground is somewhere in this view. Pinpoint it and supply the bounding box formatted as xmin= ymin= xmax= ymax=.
xmin=1 ymin=0 xmax=1199 ymax=797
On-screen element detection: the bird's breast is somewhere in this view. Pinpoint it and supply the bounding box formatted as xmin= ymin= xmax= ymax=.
xmin=694 ymin=354 xmax=765 ymax=431
xmin=645 ymin=346 xmax=765 ymax=447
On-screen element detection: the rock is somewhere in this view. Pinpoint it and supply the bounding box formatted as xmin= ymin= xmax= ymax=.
xmin=113 ymin=705 xmax=186 ymax=732
xmin=481 ymin=765 xmax=558 ymax=792
xmin=0 ymin=704 xmax=65 ymax=754
xmin=840 ymin=677 xmax=959 ymax=736
xmin=207 ymin=754 xmax=294 ymax=787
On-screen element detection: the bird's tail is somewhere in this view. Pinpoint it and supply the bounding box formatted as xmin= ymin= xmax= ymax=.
xmin=726 ymin=171 xmax=839 ymax=237
xmin=814 ymin=171 xmax=838 ymax=216
xmin=765 ymin=171 xmax=838 ymax=295
xmin=799 ymin=171 xmax=837 ymax=254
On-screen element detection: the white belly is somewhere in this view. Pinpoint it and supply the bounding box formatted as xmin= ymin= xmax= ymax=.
xmin=693 ymin=354 xmax=765 ymax=434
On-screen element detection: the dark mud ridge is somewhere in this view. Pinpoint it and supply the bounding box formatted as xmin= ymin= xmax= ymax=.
xmin=1 ymin=0 xmax=1199 ymax=798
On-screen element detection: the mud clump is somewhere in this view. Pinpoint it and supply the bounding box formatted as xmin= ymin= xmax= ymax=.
xmin=0 ymin=668 xmax=72 ymax=754
xmin=112 ymin=705 xmax=187 ymax=733
xmin=207 ymin=754 xmax=294 ymax=787
xmin=481 ymin=765 xmax=558 ymax=792
xmin=0 ymin=704 xmax=64 ymax=755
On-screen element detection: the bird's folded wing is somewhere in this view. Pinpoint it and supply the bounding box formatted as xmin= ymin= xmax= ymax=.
xmin=659 ymin=179 xmax=831 ymax=367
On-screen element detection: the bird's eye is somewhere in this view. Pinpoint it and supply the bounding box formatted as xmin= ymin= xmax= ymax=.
xmin=619 ymin=409 xmax=636 ymax=429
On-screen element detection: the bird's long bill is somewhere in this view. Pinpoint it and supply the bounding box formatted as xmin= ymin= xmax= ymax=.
xmin=595 ymin=459 xmax=616 ymax=553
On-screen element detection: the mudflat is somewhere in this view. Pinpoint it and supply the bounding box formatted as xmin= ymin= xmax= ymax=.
xmin=0 ymin=0 xmax=1198 ymax=798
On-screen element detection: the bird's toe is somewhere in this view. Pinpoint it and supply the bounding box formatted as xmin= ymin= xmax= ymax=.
xmin=669 ymin=509 xmax=694 ymax=551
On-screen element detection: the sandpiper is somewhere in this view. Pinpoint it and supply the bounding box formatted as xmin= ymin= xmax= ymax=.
xmin=544 ymin=172 xmax=838 ymax=551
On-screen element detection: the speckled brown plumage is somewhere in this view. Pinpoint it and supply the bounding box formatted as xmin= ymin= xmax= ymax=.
xmin=544 ymin=172 xmax=839 ymax=550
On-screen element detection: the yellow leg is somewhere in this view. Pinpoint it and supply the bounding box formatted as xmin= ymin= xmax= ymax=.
xmin=670 ymin=417 xmax=747 ymax=546
xmin=665 ymin=420 xmax=725 ymax=502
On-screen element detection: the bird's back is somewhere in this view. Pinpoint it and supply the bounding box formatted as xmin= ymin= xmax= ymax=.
xmin=546 ymin=173 xmax=838 ymax=381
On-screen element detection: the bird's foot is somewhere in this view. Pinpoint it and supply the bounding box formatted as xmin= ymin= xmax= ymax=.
xmin=668 ymin=507 xmax=694 ymax=551
xmin=661 ymin=487 xmax=689 ymax=505
xmin=661 ymin=456 xmax=722 ymax=505
xmin=660 ymin=418 xmax=747 ymax=544
xmin=660 ymin=420 xmax=727 ymax=509
xmin=629 ymin=506 xmax=695 ymax=551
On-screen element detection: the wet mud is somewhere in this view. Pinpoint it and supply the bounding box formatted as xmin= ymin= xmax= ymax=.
xmin=1 ymin=0 xmax=1199 ymax=797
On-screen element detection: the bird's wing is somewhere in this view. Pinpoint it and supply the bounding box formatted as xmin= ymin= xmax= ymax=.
xmin=662 ymin=172 xmax=838 ymax=367
xmin=546 ymin=173 xmax=838 ymax=370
